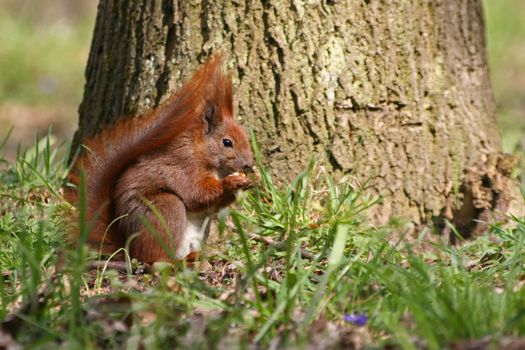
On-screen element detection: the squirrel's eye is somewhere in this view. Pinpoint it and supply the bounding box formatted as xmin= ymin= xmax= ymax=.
xmin=222 ymin=138 xmax=233 ymax=148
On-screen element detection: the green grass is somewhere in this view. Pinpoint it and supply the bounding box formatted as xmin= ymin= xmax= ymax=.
xmin=0 ymin=134 xmax=524 ymax=349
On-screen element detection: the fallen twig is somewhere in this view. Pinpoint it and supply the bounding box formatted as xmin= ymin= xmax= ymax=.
xmin=86 ymin=261 xmax=152 ymax=274
xmin=248 ymin=233 xmax=317 ymax=260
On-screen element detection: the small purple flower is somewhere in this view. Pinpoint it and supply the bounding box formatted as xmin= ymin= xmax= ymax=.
xmin=343 ymin=313 xmax=368 ymax=327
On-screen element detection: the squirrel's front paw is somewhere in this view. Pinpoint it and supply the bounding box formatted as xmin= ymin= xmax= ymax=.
xmin=223 ymin=172 xmax=253 ymax=191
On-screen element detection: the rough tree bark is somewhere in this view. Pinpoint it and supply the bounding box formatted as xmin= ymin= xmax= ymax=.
xmin=75 ymin=0 xmax=521 ymax=231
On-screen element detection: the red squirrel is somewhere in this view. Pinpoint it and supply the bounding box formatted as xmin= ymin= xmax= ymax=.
xmin=65 ymin=55 xmax=254 ymax=263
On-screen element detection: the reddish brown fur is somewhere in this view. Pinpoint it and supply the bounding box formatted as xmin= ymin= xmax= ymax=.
xmin=65 ymin=55 xmax=254 ymax=263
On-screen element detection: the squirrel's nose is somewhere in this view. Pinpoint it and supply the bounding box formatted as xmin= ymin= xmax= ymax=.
xmin=243 ymin=156 xmax=255 ymax=173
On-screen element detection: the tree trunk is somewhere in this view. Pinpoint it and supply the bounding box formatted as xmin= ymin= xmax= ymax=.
xmin=76 ymin=0 xmax=520 ymax=228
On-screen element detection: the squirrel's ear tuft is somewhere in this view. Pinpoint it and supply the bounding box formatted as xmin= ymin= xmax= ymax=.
xmin=201 ymin=54 xmax=233 ymax=120
xmin=196 ymin=53 xmax=233 ymax=134
xmin=212 ymin=67 xmax=233 ymax=119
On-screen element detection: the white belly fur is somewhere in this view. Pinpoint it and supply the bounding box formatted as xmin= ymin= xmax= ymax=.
xmin=175 ymin=212 xmax=211 ymax=260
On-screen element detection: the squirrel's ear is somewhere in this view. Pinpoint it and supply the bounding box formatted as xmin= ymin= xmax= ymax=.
xmin=203 ymin=103 xmax=219 ymax=134
xmin=202 ymin=54 xmax=233 ymax=120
